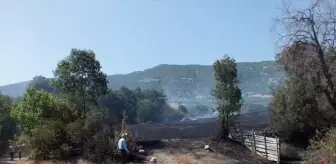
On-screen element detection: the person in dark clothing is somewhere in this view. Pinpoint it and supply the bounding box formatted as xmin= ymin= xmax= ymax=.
xmin=118 ymin=133 xmax=129 ymax=164
xmin=18 ymin=143 xmax=22 ymax=159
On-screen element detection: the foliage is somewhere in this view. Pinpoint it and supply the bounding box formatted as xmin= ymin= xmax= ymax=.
xmin=11 ymin=88 xmax=76 ymax=136
xmin=0 ymin=93 xmax=16 ymax=155
xmin=193 ymin=104 xmax=211 ymax=115
xmin=269 ymin=1 xmax=336 ymax=158
xmin=77 ymin=109 xmax=116 ymax=162
xmin=178 ymin=104 xmax=188 ymax=114
xmin=275 ymin=0 xmax=336 ymax=110
xmin=269 ymin=75 xmax=334 ymax=146
xmin=163 ymin=104 xmax=185 ymax=121
xmin=212 ymin=56 xmax=243 ymax=138
xmin=28 ymin=120 xmax=70 ymax=160
xmin=99 ymin=87 xmax=181 ymax=124
xmin=137 ymin=99 xmax=159 ymax=123
xmin=29 ymin=76 xmax=55 ymax=93
xmin=0 ymin=61 xmax=283 ymax=111
xmin=10 ymin=88 xmax=76 ymax=159
xmin=52 ymin=49 xmax=109 ymax=117
xmin=306 ymin=128 xmax=336 ymax=164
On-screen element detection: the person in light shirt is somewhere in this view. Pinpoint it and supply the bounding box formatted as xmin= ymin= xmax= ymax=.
xmin=9 ymin=144 xmax=15 ymax=161
xmin=117 ymin=133 xmax=129 ymax=164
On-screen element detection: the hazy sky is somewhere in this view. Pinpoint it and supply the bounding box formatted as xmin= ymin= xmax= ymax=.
xmin=0 ymin=0 xmax=309 ymax=85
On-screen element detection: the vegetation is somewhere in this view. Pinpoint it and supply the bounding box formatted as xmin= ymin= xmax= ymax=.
xmin=0 ymin=48 xmax=187 ymax=162
xmin=0 ymin=93 xmax=16 ymax=155
xmin=3 ymin=0 xmax=336 ymax=162
xmin=52 ymin=49 xmax=109 ymax=117
xmin=0 ymin=61 xmax=282 ymax=113
xmin=212 ymin=55 xmax=243 ymax=138
xmin=269 ymin=0 xmax=336 ymax=162
xmin=306 ymin=128 xmax=336 ymax=164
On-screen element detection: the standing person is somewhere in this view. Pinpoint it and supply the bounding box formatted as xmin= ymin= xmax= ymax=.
xmin=9 ymin=144 xmax=15 ymax=161
xmin=117 ymin=133 xmax=130 ymax=164
xmin=18 ymin=143 xmax=22 ymax=159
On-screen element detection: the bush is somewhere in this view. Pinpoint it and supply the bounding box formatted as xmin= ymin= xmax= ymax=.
xmin=28 ymin=120 xmax=69 ymax=160
xmin=268 ymin=76 xmax=334 ymax=146
xmin=306 ymin=128 xmax=336 ymax=164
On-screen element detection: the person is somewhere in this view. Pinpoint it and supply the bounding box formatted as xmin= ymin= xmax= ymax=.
xmin=117 ymin=133 xmax=129 ymax=164
xmin=18 ymin=143 xmax=22 ymax=159
xmin=150 ymin=157 xmax=157 ymax=164
xmin=9 ymin=144 xmax=15 ymax=161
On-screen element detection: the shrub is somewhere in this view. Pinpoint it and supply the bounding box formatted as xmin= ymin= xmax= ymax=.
xmin=306 ymin=128 xmax=336 ymax=164
xmin=28 ymin=120 xmax=69 ymax=160
xmin=269 ymin=76 xmax=334 ymax=146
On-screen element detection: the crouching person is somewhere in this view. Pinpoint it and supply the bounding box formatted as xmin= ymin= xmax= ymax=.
xmin=118 ymin=133 xmax=130 ymax=164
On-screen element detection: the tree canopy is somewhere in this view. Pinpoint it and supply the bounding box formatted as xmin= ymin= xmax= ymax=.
xmin=52 ymin=49 xmax=109 ymax=117
xmin=212 ymin=55 xmax=243 ymax=138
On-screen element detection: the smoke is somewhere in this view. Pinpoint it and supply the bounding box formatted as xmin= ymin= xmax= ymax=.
xmin=181 ymin=110 xmax=218 ymax=121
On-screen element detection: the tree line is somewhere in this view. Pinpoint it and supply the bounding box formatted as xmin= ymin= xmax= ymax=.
xmin=0 ymin=48 xmax=242 ymax=162
xmin=0 ymin=49 xmax=191 ymax=161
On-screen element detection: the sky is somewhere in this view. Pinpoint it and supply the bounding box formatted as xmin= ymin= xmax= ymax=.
xmin=0 ymin=0 xmax=310 ymax=86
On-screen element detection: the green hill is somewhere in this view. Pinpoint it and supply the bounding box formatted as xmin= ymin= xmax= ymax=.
xmin=0 ymin=61 xmax=284 ymax=111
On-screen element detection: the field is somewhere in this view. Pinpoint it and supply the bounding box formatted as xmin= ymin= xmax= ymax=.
xmin=1 ymin=110 xmax=273 ymax=164
xmin=137 ymin=139 xmax=274 ymax=164
xmin=128 ymin=110 xmax=270 ymax=141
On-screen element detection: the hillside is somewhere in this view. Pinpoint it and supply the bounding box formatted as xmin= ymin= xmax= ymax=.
xmin=0 ymin=61 xmax=284 ymax=110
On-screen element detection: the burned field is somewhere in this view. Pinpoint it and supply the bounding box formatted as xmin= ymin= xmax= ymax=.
xmin=129 ymin=110 xmax=270 ymax=141
xmin=126 ymin=110 xmax=274 ymax=163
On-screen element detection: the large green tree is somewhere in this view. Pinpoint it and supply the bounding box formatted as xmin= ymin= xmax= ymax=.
xmin=11 ymin=88 xmax=76 ymax=136
xmin=212 ymin=55 xmax=243 ymax=138
xmin=52 ymin=49 xmax=108 ymax=117
xmin=0 ymin=93 xmax=16 ymax=154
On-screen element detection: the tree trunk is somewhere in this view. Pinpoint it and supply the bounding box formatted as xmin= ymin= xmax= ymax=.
xmin=310 ymin=19 xmax=336 ymax=110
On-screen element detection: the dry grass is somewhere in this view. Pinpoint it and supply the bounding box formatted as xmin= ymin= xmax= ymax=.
xmin=15 ymin=159 xmax=93 ymax=164
xmin=16 ymin=160 xmax=65 ymax=164
xmin=177 ymin=156 xmax=196 ymax=164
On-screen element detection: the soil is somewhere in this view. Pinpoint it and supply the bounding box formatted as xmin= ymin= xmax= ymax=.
xmin=1 ymin=139 xmax=274 ymax=164
xmin=136 ymin=138 xmax=274 ymax=164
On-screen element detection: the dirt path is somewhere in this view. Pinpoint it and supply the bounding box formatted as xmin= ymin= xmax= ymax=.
xmin=0 ymin=153 xmax=27 ymax=164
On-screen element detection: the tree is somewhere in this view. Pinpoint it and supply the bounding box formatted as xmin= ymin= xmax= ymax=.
xmin=0 ymin=93 xmax=16 ymax=155
xmin=137 ymin=99 xmax=158 ymax=123
xmin=269 ymin=75 xmax=334 ymax=146
xmin=98 ymin=89 xmax=126 ymax=124
xmin=194 ymin=104 xmax=210 ymax=115
xmin=10 ymin=88 xmax=77 ymax=159
xmin=11 ymin=88 xmax=76 ymax=136
xmin=52 ymin=49 xmax=109 ymax=117
xmin=178 ymin=104 xmax=188 ymax=114
xmin=117 ymin=87 xmax=139 ymax=124
xmin=212 ymin=55 xmax=243 ymax=138
xmin=30 ymin=76 xmax=54 ymax=93
xmin=274 ymin=0 xmax=336 ymax=111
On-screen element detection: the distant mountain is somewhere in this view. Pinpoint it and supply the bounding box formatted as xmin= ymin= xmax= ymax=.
xmin=0 ymin=61 xmax=284 ymax=111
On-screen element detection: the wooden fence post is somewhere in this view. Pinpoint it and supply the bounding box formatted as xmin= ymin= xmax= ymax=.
xmin=264 ymin=135 xmax=268 ymax=159
xmin=276 ymin=138 xmax=280 ymax=164
xmin=252 ymin=129 xmax=256 ymax=154
xmin=240 ymin=131 xmax=243 ymax=145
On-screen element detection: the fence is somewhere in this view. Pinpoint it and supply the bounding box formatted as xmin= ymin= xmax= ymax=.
xmin=230 ymin=129 xmax=280 ymax=163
